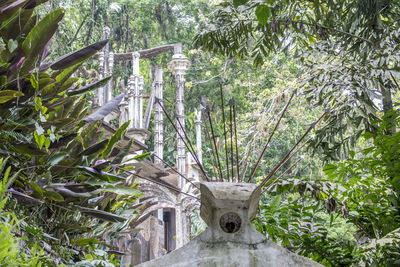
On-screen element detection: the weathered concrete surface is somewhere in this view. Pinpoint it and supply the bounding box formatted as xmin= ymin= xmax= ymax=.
xmin=137 ymin=182 xmax=323 ymax=267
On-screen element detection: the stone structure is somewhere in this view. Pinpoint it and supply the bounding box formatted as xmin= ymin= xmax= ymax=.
xmin=92 ymin=31 xmax=201 ymax=266
xmin=138 ymin=182 xmax=323 ymax=267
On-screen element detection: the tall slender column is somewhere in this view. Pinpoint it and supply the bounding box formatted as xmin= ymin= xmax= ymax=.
xmin=97 ymin=52 xmax=105 ymax=106
xmin=154 ymin=66 xmax=164 ymax=165
xmin=128 ymin=77 xmax=135 ymax=129
xmin=119 ymin=80 xmax=129 ymax=126
xmin=138 ymin=76 xmax=144 ymax=128
xmin=132 ymin=52 xmax=140 ymax=128
xmin=107 ymin=52 xmax=114 ymax=102
xmin=194 ymin=107 xmax=202 ymax=165
xmin=102 ymin=27 xmax=110 ymax=104
xmin=167 ymin=44 xmax=191 ymax=187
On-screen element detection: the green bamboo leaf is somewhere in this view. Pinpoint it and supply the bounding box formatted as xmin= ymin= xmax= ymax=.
xmin=0 ymin=90 xmax=24 ymax=103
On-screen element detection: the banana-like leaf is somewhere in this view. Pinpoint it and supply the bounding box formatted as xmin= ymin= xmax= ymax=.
xmin=0 ymin=90 xmax=24 ymax=103
xmin=67 ymin=76 xmax=111 ymax=96
xmin=47 ymin=152 xmax=67 ymax=166
xmin=77 ymin=166 xmax=126 ymax=182
xmin=102 ymin=185 xmax=143 ymax=196
xmin=0 ymin=6 xmax=33 ymax=40
xmin=9 ymin=143 xmax=47 ymax=156
xmin=83 ymin=93 xmax=124 ymax=123
xmin=21 ymin=8 xmax=64 ymax=72
xmin=7 ymin=188 xmax=44 ymax=205
xmin=75 ymin=206 xmax=126 ymax=223
xmin=73 ymin=238 xmax=102 ymax=247
xmin=78 ymin=138 xmax=109 ymax=156
xmin=55 ymin=63 xmax=82 ymax=85
xmin=103 ymin=121 xmax=129 ymax=158
xmin=111 ymin=138 xmax=134 ymax=165
xmin=51 ymin=39 xmax=109 ymax=70
xmin=0 ymin=0 xmax=28 ymax=22
xmin=43 ymin=190 xmax=64 ymax=202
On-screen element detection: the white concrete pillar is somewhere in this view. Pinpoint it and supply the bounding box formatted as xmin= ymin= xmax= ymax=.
xmin=138 ymin=76 xmax=144 ymax=128
xmin=97 ymin=52 xmax=105 ymax=106
xmin=102 ymin=26 xmax=110 ymax=104
xmin=167 ymin=44 xmax=191 ymax=188
xmin=107 ymin=52 xmax=114 ymax=103
xmin=154 ymin=66 xmax=164 ymax=165
xmin=128 ymin=77 xmax=135 ymax=129
xmin=194 ymin=108 xmax=202 ymax=165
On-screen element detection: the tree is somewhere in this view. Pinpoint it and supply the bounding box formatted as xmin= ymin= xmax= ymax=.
xmin=194 ymin=0 xmax=400 ymax=157
xmin=0 ymin=1 xmax=147 ymax=264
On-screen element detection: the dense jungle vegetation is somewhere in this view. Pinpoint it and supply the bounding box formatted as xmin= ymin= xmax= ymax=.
xmin=0 ymin=0 xmax=399 ymax=266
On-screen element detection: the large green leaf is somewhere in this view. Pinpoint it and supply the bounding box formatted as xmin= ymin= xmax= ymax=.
xmin=21 ymin=8 xmax=64 ymax=72
xmin=103 ymin=121 xmax=129 ymax=158
xmin=67 ymin=76 xmax=112 ymax=96
xmin=43 ymin=190 xmax=64 ymax=202
xmin=75 ymin=206 xmax=126 ymax=222
xmin=78 ymin=138 xmax=109 ymax=156
xmin=103 ymin=185 xmax=143 ymax=197
xmin=50 ymin=39 xmax=109 ymax=70
xmin=83 ymin=93 xmax=124 ymax=123
xmin=0 ymin=6 xmax=33 ymax=40
xmin=255 ymin=5 xmax=270 ymax=26
xmin=9 ymin=143 xmax=47 ymax=156
xmin=112 ymin=138 xmax=134 ymax=165
xmin=0 ymin=90 xmax=24 ymax=103
xmin=0 ymin=0 xmax=28 ymax=22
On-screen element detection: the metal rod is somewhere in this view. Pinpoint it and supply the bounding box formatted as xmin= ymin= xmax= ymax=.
xmin=156 ymin=99 xmax=210 ymax=182
xmin=207 ymin=109 xmax=224 ymax=182
xmin=175 ymin=115 xmax=211 ymax=182
xmin=202 ymin=113 xmax=218 ymax=182
xmin=229 ymin=103 xmax=235 ymax=182
xmin=247 ymin=90 xmax=296 ymax=183
xmin=152 ymin=152 xmax=200 ymax=190
xmin=117 ymin=166 xmax=199 ymax=201
xmin=262 ymin=157 xmax=302 ymax=194
xmin=260 ymin=112 xmax=326 ymax=187
xmin=232 ymin=99 xmax=240 ymax=182
xmin=219 ymin=81 xmax=230 ymax=182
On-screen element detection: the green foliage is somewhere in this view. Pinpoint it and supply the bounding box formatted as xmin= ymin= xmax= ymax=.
xmin=0 ymin=1 xmax=145 ymax=264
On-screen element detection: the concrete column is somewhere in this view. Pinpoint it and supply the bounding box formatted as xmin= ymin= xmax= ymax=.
xmin=132 ymin=52 xmax=140 ymax=128
xmin=102 ymin=26 xmax=110 ymax=104
xmin=138 ymin=76 xmax=144 ymax=128
xmin=167 ymin=44 xmax=191 ymax=188
xmin=107 ymin=52 xmax=114 ymax=103
xmin=128 ymin=77 xmax=135 ymax=129
xmin=97 ymin=52 xmax=105 ymax=106
xmin=175 ymin=204 xmax=184 ymax=249
xmin=194 ymin=107 xmax=202 ymax=165
xmin=154 ymin=66 xmax=164 ymax=165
